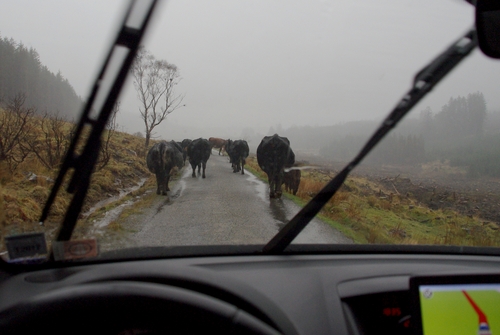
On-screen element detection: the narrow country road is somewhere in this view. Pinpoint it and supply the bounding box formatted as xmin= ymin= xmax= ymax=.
xmin=125 ymin=152 xmax=352 ymax=247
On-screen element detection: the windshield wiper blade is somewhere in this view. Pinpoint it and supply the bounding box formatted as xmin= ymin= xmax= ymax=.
xmin=39 ymin=0 xmax=159 ymax=246
xmin=263 ymin=29 xmax=477 ymax=254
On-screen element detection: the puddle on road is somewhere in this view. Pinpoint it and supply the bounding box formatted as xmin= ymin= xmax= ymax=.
xmin=169 ymin=186 xmax=182 ymax=201
xmin=268 ymin=200 xmax=289 ymax=230
xmin=174 ymin=167 xmax=193 ymax=198
xmin=245 ymin=171 xmax=294 ymax=230
xmin=150 ymin=169 xmax=190 ymax=215
xmin=245 ymin=172 xmax=268 ymax=202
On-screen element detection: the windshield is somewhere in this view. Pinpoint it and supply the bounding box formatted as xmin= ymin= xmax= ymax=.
xmin=1 ymin=0 xmax=499 ymax=262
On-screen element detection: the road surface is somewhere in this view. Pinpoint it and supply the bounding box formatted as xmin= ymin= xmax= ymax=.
xmin=124 ymin=153 xmax=352 ymax=247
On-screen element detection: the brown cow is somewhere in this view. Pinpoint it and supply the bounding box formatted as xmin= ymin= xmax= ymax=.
xmin=284 ymin=169 xmax=301 ymax=195
xmin=208 ymin=137 xmax=227 ymax=155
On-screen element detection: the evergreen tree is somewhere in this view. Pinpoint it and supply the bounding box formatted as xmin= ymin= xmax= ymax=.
xmin=0 ymin=35 xmax=83 ymax=119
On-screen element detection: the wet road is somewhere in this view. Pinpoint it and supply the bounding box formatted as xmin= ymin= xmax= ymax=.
xmin=129 ymin=153 xmax=352 ymax=247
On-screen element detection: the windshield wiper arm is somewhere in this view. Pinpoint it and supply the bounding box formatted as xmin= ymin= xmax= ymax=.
xmin=263 ymin=29 xmax=477 ymax=254
xmin=39 ymin=0 xmax=159 ymax=245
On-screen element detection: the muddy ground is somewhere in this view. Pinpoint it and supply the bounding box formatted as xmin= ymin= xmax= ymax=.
xmin=298 ymin=155 xmax=500 ymax=226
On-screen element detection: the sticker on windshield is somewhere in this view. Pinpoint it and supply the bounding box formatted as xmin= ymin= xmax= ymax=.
xmin=5 ymin=232 xmax=47 ymax=260
xmin=52 ymin=239 xmax=98 ymax=261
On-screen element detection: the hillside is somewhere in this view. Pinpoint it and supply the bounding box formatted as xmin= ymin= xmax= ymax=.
xmin=0 ymin=110 xmax=150 ymax=245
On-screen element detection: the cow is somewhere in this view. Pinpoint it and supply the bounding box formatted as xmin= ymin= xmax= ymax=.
xmin=256 ymin=134 xmax=295 ymax=199
xmin=284 ymin=169 xmax=301 ymax=195
xmin=208 ymin=137 xmax=227 ymax=155
xmin=226 ymin=139 xmax=249 ymax=174
xmin=180 ymin=138 xmax=192 ymax=164
xmin=146 ymin=140 xmax=184 ymax=195
xmin=187 ymin=138 xmax=211 ymax=178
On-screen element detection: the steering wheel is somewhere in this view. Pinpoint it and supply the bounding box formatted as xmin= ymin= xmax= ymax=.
xmin=0 ymin=281 xmax=283 ymax=335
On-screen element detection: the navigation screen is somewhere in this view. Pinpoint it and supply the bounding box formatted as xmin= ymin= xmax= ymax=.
xmin=418 ymin=282 xmax=500 ymax=335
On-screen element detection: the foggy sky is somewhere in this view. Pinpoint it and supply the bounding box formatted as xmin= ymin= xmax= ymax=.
xmin=1 ymin=0 xmax=499 ymax=140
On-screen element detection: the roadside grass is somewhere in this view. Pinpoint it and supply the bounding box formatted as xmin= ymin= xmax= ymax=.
xmin=0 ymin=114 xmax=151 ymax=244
xmin=244 ymin=156 xmax=500 ymax=247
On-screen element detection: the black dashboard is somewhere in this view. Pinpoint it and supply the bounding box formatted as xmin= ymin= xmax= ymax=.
xmin=0 ymin=251 xmax=499 ymax=334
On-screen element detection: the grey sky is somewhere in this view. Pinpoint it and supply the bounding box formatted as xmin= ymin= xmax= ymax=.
xmin=1 ymin=0 xmax=499 ymax=139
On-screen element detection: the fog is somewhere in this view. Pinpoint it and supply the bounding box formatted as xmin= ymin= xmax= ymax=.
xmin=1 ymin=0 xmax=500 ymax=143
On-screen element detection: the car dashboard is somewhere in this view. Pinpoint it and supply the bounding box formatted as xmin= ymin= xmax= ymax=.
xmin=0 ymin=248 xmax=499 ymax=334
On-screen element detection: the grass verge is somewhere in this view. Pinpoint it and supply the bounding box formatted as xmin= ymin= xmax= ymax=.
xmin=245 ymin=156 xmax=500 ymax=247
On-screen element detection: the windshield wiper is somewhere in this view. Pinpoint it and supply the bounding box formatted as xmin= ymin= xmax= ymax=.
xmin=39 ymin=0 xmax=159 ymax=250
xmin=263 ymin=29 xmax=478 ymax=254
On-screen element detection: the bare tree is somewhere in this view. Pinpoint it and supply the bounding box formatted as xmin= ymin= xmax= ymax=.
xmin=0 ymin=93 xmax=35 ymax=171
xmin=23 ymin=111 xmax=71 ymax=170
xmin=131 ymin=47 xmax=185 ymax=148
xmin=96 ymin=101 xmax=119 ymax=171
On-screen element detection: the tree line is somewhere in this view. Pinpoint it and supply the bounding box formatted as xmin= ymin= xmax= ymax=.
xmin=265 ymin=92 xmax=499 ymax=178
xmin=319 ymin=92 xmax=493 ymax=175
xmin=0 ymin=35 xmax=83 ymax=120
xmin=320 ymin=133 xmax=425 ymax=166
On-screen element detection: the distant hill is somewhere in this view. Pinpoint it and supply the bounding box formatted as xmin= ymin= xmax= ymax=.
xmin=0 ymin=35 xmax=83 ymax=119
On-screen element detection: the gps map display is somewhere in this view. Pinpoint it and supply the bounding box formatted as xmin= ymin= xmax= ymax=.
xmin=418 ymin=283 xmax=499 ymax=335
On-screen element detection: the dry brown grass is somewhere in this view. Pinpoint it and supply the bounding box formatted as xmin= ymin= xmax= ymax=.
xmin=247 ymin=154 xmax=500 ymax=246
xmin=0 ymin=113 xmax=150 ymax=243
xmin=296 ymin=179 xmax=324 ymax=198
xmin=345 ymin=200 xmax=362 ymax=220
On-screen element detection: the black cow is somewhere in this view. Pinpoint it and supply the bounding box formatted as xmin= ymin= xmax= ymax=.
xmin=256 ymin=134 xmax=295 ymax=198
xmin=226 ymin=139 xmax=249 ymax=174
xmin=146 ymin=140 xmax=184 ymax=195
xmin=180 ymin=138 xmax=192 ymax=165
xmin=187 ymin=138 xmax=211 ymax=178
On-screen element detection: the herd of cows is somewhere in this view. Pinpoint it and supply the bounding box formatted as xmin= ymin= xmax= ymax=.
xmin=146 ymin=134 xmax=301 ymax=199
